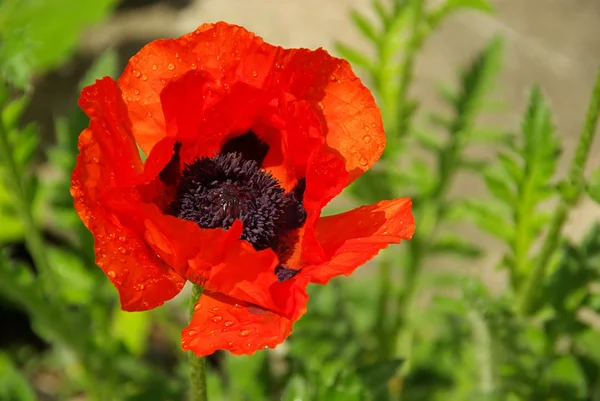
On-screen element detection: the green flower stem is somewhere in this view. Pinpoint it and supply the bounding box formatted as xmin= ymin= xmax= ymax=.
xmin=189 ymin=284 xmax=208 ymax=401
xmin=0 ymin=107 xmax=54 ymax=293
xmin=518 ymin=67 xmax=600 ymax=315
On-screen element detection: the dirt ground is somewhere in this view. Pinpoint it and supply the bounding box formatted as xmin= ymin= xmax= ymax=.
xmin=80 ymin=0 xmax=600 ymax=286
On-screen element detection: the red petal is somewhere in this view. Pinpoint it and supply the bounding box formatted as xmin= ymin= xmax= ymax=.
xmin=266 ymin=48 xmax=385 ymax=183
xmin=72 ymin=78 xmax=185 ymax=310
xmin=118 ymin=22 xmax=277 ymax=155
xmin=185 ymin=220 xmax=292 ymax=316
xmin=303 ymin=198 xmax=415 ymax=284
xmin=182 ymin=282 xmax=309 ymax=356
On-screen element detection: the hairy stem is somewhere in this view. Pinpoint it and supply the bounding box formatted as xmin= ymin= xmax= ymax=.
xmin=189 ymin=284 xmax=208 ymax=401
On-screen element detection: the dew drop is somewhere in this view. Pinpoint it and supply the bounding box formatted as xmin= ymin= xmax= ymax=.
xmin=228 ymin=341 xmax=234 ymax=347
xmin=364 ymin=125 xmax=370 ymax=132
xmin=127 ymin=96 xmax=132 ymax=101
xmin=224 ymin=321 xmax=234 ymax=327
xmin=363 ymin=134 xmax=372 ymax=143
xmin=134 ymin=89 xmax=140 ymax=95
xmin=359 ymin=156 xmax=368 ymax=166
xmin=209 ymin=330 xmax=215 ymax=336
xmin=175 ymin=52 xmax=179 ymax=58
xmin=251 ymin=70 xmax=258 ymax=77
xmin=118 ymin=246 xmax=127 ymax=254
xmin=371 ymin=122 xmax=377 ymax=128
xmin=212 ymin=316 xmax=223 ymax=322
xmin=187 ymin=329 xmax=197 ymax=336
xmin=141 ymin=74 xmax=148 ymax=81
xmin=247 ymin=343 xmax=252 ymax=347
xmin=152 ymin=64 xmax=158 ymax=71
xmin=240 ymin=330 xmax=250 ymax=337
xmin=330 ymin=75 xmax=336 ymax=81
xmin=212 ymin=307 xmax=220 ymax=312
xmin=132 ymin=70 xmax=141 ymax=78
xmin=221 ymin=328 xmax=228 ymax=332
xmin=194 ymin=303 xmax=202 ymax=311
xmin=167 ymin=63 xmax=175 ymax=71
xmin=191 ymin=63 xmax=197 ymax=69
xmin=147 ymin=112 xmax=152 ymax=117
xmin=107 ymin=270 xmax=116 ymax=279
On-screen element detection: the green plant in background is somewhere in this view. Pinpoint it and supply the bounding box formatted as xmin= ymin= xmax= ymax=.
xmin=1 ymin=0 xmax=600 ymax=400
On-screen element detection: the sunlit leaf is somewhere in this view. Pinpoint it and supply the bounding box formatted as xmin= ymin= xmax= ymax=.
xmin=0 ymin=353 xmax=36 ymax=401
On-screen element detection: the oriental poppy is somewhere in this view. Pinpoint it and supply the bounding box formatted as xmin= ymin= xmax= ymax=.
xmin=71 ymin=22 xmax=415 ymax=356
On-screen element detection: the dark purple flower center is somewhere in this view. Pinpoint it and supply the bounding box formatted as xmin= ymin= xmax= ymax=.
xmin=168 ymin=132 xmax=307 ymax=260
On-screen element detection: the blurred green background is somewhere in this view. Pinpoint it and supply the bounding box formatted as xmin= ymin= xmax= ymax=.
xmin=2 ymin=0 xmax=600 ymax=400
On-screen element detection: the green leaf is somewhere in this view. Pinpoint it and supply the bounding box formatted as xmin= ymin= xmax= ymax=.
xmin=453 ymin=199 xmax=513 ymax=241
xmin=351 ymin=10 xmax=379 ymax=42
xmin=223 ymin=353 xmax=268 ymax=401
xmin=428 ymin=0 xmax=494 ymax=29
xmin=429 ymin=234 xmax=483 ymax=258
xmin=79 ymin=49 xmax=119 ymax=89
xmin=282 ymin=376 xmax=311 ymax=401
xmin=484 ymin=170 xmax=515 ymax=205
xmin=586 ymin=165 xmax=600 ymax=204
xmin=413 ymin=128 xmax=444 ymax=153
xmin=0 ymin=0 xmax=117 ymax=87
xmin=0 ymin=353 xmax=36 ymax=401
xmin=111 ymin=307 xmax=151 ymax=357
xmin=334 ymin=43 xmax=374 ymax=72
xmin=356 ymin=359 xmax=403 ymax=399
xmin=543 ymin=356 xmax=587 ymax=399
xmin=46 ymin=246 xmax=94 ymax=304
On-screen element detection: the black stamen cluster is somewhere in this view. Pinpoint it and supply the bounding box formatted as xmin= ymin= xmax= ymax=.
xmin=170 ymin=151 xmax=306 ymax=252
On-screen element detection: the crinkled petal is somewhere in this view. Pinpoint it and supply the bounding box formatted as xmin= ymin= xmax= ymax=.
xmin=304 ymin=198 xmax=415 ymax=285
xmin=182 ymin=279 xmax=309 ymax=356
xmin=71 ymin=77 xmax=185 ymax=310
xmin=185 ymin=220 xmax=291 ymax=315
xmin=118 ymin=22 xmax=277 ymax=155
xmin=266 ymin=47 xmax=385 ymax=183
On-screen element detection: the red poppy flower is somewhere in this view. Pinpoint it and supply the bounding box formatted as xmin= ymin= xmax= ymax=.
xmin=71 ymin=22 xmax=414 ymax=356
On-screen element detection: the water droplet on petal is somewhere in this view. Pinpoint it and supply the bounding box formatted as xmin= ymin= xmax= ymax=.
xmin=152 ymin=64 xmax=158 ymax=71
xmin=188 ymin=330 xmax=197 ymax=336
xmin=251 ymin=70 xmax=258 ymax=77
xmin=317 ymin=102 xmax=325 ymax=110
xmin=247 ymin=343 xmax=252 ymax=347
xmin=133 ymin=70 xmax=141 ymax=78
xmin=363 ymin=134 xmax=372 ymax=143
xmin=167 ymin=63 xmax=175 ymax=71
xmin=209 ymin=330 xmax=215 ymax=335
xmin=364 ymin=125 xmax=370 ymax=132
xmin=224 ymin=321 xmax=234 ymax=327
xmin=175 ymin=53 xmax=179 ymax=58
xmin=228 ymin=341 xmax=234 ymax=347
xmin=191 ymin=63 xmax=197 ymax=69
xmin=147 ymin=112 xmax=152 ymax=117
xmin=107 ymin=270 xmax=116 ymax=279
xmin=240 ymin=330 xmax=250 ymax=337
xmin=371 ymin=122 xmax=377 ymax=128
xmin=134 ymin=89 xmax=140 ymax=95
xmin=212 ymin=307 xmax=220 ymax=312
xmin=330 ymin=75 xmax=336 ymax=81
xmin=127 ymin=96 xmax=132 ymax=101
xmin=212 ymin=316 xmax=222 ymax=322
xmin=194 ymin=303 xmax=202 ymax=311
xmin=359 ymin=157 xmax=368 ymax=166
xmin=118 ymin=246 xmax=127 ymax=254
xmin=141 ymin=74 xmax=148 ymax=81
